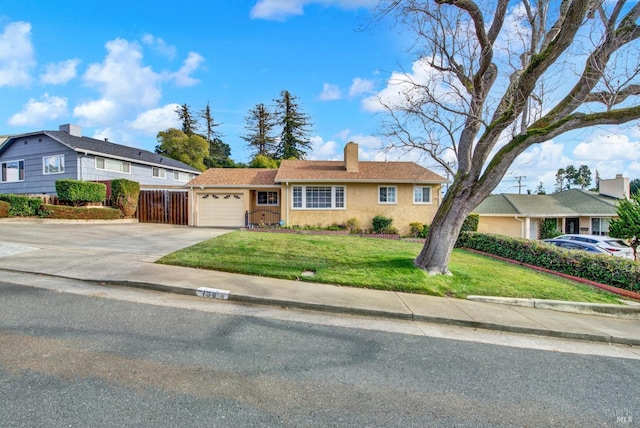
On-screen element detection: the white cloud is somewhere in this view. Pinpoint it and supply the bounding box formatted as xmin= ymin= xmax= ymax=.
xmin=82 ymin=38 xmax=162 ymax=108
xmin=129 ymin=104 xmax=181 ymax=135
xmin=0 ymin=21 xmax=35 ymax=87
xmin=309 ymin=136 xmax=339 ymax=159
xmin=141 ymin=33 xmax=176 ymax=58
xmin=319 ymin=83 xmax=341 ymax=101
xmin=40 ymin=59 xmax=81 ymax=85
xmin=362 ymin=58 xmax=462 ymax=113
xmin=348 ymin=77 xmax=374 ymax=97
xmin=170 ymin=52 xmax=204 ymax=87
xmin=8 ymin=94 xmax=68 ymax=126
xmin=573 ymin=133 xmax=640 ymax=162
xmin=73 ymin=99 xmax=119 ymax=126
xmin=250 ymin=0 xmax=376 ymax=21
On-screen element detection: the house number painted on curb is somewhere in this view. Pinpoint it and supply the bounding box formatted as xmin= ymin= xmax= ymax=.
xmin=196 ymin=287 xmax=230 ymax=300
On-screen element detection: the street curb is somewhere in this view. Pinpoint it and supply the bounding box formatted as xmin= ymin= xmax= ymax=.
xmin=2 ymin=267 xmax=637 ymax=346
xmin=467 ymin=296 xmax=640 ymax=320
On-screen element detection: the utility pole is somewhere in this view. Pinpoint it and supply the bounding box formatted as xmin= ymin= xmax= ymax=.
xmin=514 ymin=176 xmax=526 ymax=194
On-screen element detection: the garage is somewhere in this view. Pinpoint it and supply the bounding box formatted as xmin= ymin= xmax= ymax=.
xmin=197 ymin=193 xmax=244 ymax=227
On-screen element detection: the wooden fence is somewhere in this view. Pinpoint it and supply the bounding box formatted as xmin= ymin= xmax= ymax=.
xmin=137 ymin=190 xmax=188 ymax=225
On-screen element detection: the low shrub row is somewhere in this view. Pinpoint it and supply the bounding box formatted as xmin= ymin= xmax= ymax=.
xmin=41 ymin=205 xmax=123 ymax=220
xmin=0 ymin=194 xmax=43 ymax=216
xmin=55 ymin=179 xmax=107 ymax=206
xmin=456 ymin=232 xmax=640 ymax=291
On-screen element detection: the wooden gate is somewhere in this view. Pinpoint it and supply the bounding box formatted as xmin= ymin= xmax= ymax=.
xmin=137 ymin=190 xmax=188 ymax=225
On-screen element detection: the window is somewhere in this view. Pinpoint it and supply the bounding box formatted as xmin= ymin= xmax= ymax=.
xmin=173 ymin=171 xmax=193 ymax=182
xmin=152 ymin=167 xmax=166 ymax=179
xmin=95 ymin=157 xmax=130 ymax=173
xmin=591 ymin=218 xmax=610 ymax=236
xmin=378 ymin=186 xmax=397 ymax=204
xmin=1 ymin=160 xmax=25 ymax=183
xmin=292 ymin=185 xmax=345 ymax=209
xmin=43 ymin=155 xmax=64 ymax=174
xmin=257 ymin=191 xmax=279 ymax=206
xmin=413 ymin=186 xmax=432 ymax=204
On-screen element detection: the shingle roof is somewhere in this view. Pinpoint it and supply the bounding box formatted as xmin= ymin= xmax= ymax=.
xmin=187 ymin=168 xmax=279 ymax=187
xmin=274 ymin=160 xmax=447 ymax=183
xmin=474 ymin=189 xmax=619 ymax=217
xmin=2 ymin=130 xmax=200 ymax=173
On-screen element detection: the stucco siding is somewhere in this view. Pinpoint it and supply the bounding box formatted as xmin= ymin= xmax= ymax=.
xmin=477 ymin=216 xmax=525 ymax=238
xmin=0 ymin=135 xmax=77 ymax=194
xmin=281 ymin=182 xmax=441 ymax=235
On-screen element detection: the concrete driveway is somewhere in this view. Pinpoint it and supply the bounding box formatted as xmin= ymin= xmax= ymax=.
xmin=0 ymin=222 xmax=230 ymax=261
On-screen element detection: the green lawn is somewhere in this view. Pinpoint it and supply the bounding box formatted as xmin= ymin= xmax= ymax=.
xmin=157 ymin=231 xmax=623 ymax=304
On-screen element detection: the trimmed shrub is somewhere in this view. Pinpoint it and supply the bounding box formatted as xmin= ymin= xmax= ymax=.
xmin=409 ymin=222 xmax=430 ymax=238
xmin=539 ymin=218 xmax=562 ymax=239
xmin=0 ymin=200 xmax=9 ymax=218
xmin=42 ymin=204 xmax=123 ymax=220
xmin=0 ymin=194 xmax=43 ymax=217
xmin=461 ymin=214 xmax=479 ymax=232
xmin=56 ymin=179 xmax=107 ymax=206
xmin=456 ymin=232 xmax=640 ymax=291
xmin=372 ymin=215 xmax=393 ymax=234
xmin=111 ymin=179 xmax=140 ymax=218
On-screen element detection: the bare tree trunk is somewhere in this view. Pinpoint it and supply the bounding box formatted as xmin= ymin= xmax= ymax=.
xmin=414 ymin=186 xmax=476 ymax=275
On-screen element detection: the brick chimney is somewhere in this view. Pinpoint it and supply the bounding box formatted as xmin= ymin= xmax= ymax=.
xmin=59 ymin=124 xmax=82 ymax=137
xmin=344 ymin=142 xmax=359 ymax=172
xmin=599 ymin=174 xmax=630 ymax=199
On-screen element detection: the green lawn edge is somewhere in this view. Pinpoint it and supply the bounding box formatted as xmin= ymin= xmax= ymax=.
xmin=157 ymin=231 xmax=623 ymax=304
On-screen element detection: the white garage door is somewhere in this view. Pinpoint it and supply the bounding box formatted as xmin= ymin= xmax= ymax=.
xmin=198 ymin=193 xmax=244 ymax=227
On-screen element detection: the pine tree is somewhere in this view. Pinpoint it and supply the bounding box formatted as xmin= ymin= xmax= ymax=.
xmin=200 ymin=102 xmax=222 ymax=145
xmin=242 ymin=103 xmax=277 ymax=159
xmin=176 ymin=104 xmax=199 ymax=135
xmin=274 ymin=90 xmax=313 ymax=160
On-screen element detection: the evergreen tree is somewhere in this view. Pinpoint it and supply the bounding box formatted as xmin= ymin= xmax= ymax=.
xmin=176 ymin=104 xmax=199 ymax=135
xmin=200 ymin=102 xmax=222 ymax=145
xmin=630 ymin=178 xmax=640 ymax=196
xmin=609 ymin=192 xmax=640 ymax=260
xmin=554 ymin=165 xmax=592 ymax=192
xmin=242 ymin=103 xmax=277 ymax=159
xmin=575 ymin=165 xmax=592 ymax=190
xmin=535 ymin=182 xmax=546 ymax=195
xmin=554 ymin=168 xmax=566 ymax=193
xmin=204 ymin=137 xmax=235 ymax=168
xmin=274 ymin=90 xmax=313 ymax=160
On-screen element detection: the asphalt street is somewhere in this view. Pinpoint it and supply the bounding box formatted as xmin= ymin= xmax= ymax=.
xmin=1 ymin=280 xmax=638 ymax=427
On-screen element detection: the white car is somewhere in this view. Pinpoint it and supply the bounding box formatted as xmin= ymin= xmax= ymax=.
xmin=555 ymin=234 xmax=634 ymax=260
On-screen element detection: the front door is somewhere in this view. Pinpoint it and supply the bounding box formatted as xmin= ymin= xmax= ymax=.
xmin=565 ymin=217 xmax=579 ymax=234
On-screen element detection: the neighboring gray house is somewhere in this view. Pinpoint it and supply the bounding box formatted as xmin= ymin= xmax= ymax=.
xmin=473 ymin=175 xmax=630 ymax=240
xmin=0 ymin=124 xmax=201 ymax=195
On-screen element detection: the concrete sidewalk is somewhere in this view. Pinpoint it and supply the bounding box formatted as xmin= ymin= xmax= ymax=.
xmin=0 ymin=222 xmax=639 ymax=346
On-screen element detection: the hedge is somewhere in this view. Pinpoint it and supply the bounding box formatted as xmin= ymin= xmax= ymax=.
xmin=41 ymin=205 xmax=123 ymax=220
xmin=110 ymin=178 xmax=140 ymax=218
xmin=56 ymin=179 xmax=107 ymax=206
xmin=0 ymin=200 xmax=9 ymax=218
xmin=0 ymin=194 xmax=43 ymax=216
xmin=456 ymin=232 xmax=640 ymax=291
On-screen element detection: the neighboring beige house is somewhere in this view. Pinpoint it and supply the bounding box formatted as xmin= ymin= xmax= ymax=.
xmin=186 ymin=142 xmax=447 ymax=235
xmin=473 ymin=175 xmax=629 ymax=239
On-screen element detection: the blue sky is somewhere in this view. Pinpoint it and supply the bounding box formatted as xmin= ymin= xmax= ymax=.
xmin=1 ymin=0 xmax=639 ymax=194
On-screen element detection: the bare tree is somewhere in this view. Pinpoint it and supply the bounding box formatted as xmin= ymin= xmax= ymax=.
xmin=375 ymin=0 xmax=640 ymax=275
